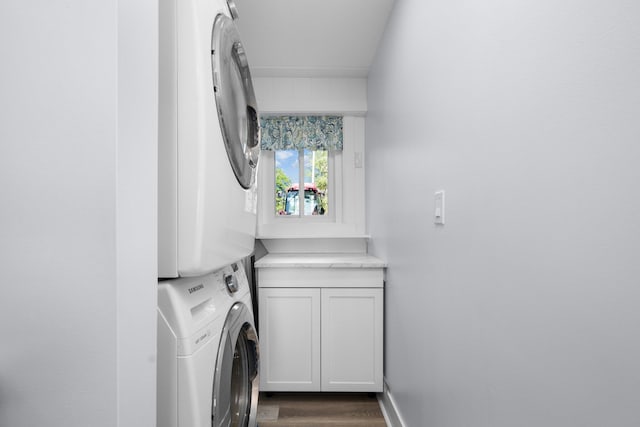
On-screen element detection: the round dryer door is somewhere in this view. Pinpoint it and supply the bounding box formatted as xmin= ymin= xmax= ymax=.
xmin=212 ymin=14 xmax=260 ymax=190
xmin=212 ymin=302 xmax=259 ymax=427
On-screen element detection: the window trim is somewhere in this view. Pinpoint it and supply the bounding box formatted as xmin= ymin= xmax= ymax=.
xmin=273 ymin=149 xmax=339 ymax=222
xmin=256 ymin=115 xmax=368 ymax=239
xmin=259 ymin=150 xmax=342 ymax=228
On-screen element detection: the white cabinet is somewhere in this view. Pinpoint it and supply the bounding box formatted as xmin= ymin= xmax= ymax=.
xmin=321 ymin=288 xmax=383 ymax=392
xmin=256 ymin=254 xmax=385 ymax=393
xmin=258 ymin=288 xmax=321 ymax=391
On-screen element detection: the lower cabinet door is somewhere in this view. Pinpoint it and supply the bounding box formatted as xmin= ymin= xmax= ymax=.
xmin=258 ymin=288 xmax=321 ymax=391
xmin=321 ymin=288 xmax=384 ymax=392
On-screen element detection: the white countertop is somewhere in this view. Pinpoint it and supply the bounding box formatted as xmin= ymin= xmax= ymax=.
xmin=254 ymin=253 xmax=387 ymax=269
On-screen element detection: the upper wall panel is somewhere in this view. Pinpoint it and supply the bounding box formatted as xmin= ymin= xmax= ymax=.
xmin=254 ymin=77 xmax=367 ymax=115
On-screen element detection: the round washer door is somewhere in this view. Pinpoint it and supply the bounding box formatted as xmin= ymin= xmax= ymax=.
xmin=211 ymin=14 xmax=260 ymax=190
xmin=212 ymin=302 xmax=259 ymax=427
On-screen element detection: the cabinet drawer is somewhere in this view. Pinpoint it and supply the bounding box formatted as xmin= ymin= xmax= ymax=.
xmin=258 ymin=268 xmax=383 ymax=288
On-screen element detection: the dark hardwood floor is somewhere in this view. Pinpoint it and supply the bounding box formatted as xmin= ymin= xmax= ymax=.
xmin=256 ymin=392 xmax=387 ymax=427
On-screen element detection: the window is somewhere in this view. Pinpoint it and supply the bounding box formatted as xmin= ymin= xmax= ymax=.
xmin=275 ymin=149 xmax=329 ymax=216
xmin=261 ymin=116 xmax=342 ymax=219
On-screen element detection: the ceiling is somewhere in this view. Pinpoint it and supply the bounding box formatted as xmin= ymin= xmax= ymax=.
xmin=234 ymin=0 xmax=395 ymax=78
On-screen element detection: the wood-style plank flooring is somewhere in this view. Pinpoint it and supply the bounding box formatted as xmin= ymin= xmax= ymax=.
xmin=256 ymin=393 xmax=387 ymax=427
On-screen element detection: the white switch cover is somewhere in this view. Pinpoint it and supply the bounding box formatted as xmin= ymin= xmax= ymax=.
xmin=354 ymin=152 xmax=363 ymax=168
xmin=434 ymin=190 xmax=445 ymax=224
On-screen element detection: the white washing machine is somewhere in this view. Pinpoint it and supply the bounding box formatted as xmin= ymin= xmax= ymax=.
xmin=157 ymin=262 xmax=259 ymax=427
xmin=158 ymin=0 xmax=260 ymax=279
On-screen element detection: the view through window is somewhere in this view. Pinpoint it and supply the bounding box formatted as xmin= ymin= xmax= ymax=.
xmin=275 ymin=149 xmax=328 ymax=216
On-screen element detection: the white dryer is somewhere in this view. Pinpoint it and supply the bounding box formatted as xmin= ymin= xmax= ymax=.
xmin=157 ymin=262 xmax=259 ymax=427
xmin=158 ymin=0 xmax=260 ymax=278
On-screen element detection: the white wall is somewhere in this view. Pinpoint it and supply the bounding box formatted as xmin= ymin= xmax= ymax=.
xmin=366 ymin=1 xmax=640 ymax=426
xmin=0 ymin=1 xmax=157 ymax=426
xmin=116 ymin=1 xmax=158 ymax=425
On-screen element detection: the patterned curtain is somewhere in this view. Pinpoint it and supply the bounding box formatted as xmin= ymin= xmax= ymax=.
xmin=260 ymin=116 xmax=343 ymax=151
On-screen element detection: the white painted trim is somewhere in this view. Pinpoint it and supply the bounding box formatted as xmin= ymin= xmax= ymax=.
xmin=378 ymin=380 xmax=407 ymax=427
xmin=251 ymin=66 xmax=370 ymax=79
xmin=257 ymin=268 xmax=383 ymax=288
xmin=341 ymin=116 xmax=366 ymax=235
xmin=253 ymin=77 xmax=367 ymax=115
xmin=259 ymin=237 xmax=368 ymax=254
xmin=257 ymin=116 xmax=365 ymax=239
xmin=257 ymin=150 xmax=340 ymax=230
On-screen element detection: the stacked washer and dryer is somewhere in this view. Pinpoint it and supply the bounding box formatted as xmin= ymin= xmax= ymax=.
xmin=157 ymin=0 xmax=261 ymax=426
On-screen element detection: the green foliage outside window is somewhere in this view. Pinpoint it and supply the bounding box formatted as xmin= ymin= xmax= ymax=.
xmin=275 ymin=167 xmax=291 ymax=213
xmin=312 ymin=151 xmax=328 ymax=214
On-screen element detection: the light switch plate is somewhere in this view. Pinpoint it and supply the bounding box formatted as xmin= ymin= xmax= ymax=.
xmin=434 ymin=190 xmax=445 ymax=224
xmin=354 ymin=152 xmax=363 ymax=168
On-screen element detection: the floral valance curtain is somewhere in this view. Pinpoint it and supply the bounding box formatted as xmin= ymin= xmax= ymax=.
xmin=260 ymin=115 xmax=343 ymax=151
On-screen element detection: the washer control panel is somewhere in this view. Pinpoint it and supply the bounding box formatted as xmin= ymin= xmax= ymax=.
xmin=224 ymin=273 xmax=239 ymax=294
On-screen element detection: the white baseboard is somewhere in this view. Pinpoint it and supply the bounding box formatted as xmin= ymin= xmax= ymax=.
xmin=377 ymin=380 xmax=406 ymax=427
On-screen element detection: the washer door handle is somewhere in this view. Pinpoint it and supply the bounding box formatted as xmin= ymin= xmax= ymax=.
xmin=224 ymin=274 xmax=239 ymax=294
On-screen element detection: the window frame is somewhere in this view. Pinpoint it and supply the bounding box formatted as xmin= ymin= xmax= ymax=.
xmin=256 ymin=115 xmax=367 ymax=239
xmin=274 ymin=149 xmax=335 ymax=220
xmin=259 ymin=149 xmax=343 ymax=229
